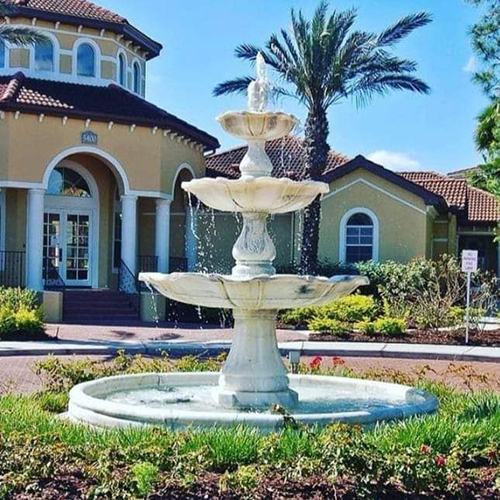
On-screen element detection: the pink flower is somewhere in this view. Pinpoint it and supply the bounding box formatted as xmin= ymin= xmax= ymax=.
xmin=310 ymin=356 xmax=323 ymax=369
xmin=435 ymin=455 xmax=446 ymax=467
xmin=421 ymin=445 xmax=431 ymax=454
xmin=332 ymin=356 xmax=346 ymax=366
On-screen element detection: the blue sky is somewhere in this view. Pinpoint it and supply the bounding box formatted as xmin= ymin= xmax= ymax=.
xmin=100 ymin=0 xmax=487 ymax=173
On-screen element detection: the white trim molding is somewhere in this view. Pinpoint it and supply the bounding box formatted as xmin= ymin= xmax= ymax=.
xmin=339 ymin=207 xmax=380 ymax=264
xmin=171 ymin=162 xmax=197 ymax=197
xmin=324 ymin=178 xmax=427 ymax=215
xmin=72 ymin=37 xmax=101 ymax=79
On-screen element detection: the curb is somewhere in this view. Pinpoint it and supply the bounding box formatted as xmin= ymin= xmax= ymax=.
xmin=0 ymin=340 xmax=498 ymax=363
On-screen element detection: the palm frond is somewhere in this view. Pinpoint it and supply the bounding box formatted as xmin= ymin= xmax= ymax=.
xmin=0 ymin=25 xmax=49 ymax=46
xmin=213 ymin=76 xmax=253 ymax=97
xmin=377 ymin=12 xmax=432 ymax=47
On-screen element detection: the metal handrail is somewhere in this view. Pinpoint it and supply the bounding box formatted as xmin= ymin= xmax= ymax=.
xmin=43 ymin=260 xmax=66 ymax=291
xmin=118 ymin=259 xmax=141 ymax=317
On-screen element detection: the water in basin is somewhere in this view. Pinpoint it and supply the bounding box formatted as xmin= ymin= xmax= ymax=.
xmin=99 ymin=383 xmax=412 ymax=415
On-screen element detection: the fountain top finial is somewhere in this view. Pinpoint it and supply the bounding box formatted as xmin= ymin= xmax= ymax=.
xmin=248 ymin=52 xmax=269 ymax=113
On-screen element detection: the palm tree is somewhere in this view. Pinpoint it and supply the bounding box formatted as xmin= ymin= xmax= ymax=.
xmin=0 ymin=3 xmax=48 ymax=46
xmin=214 ymin=2 xmax=432 ymax=274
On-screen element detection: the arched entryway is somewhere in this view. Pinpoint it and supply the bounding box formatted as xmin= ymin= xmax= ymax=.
xmin=170 ymin=165 xmax=196 ymax=272
xmin=43 ymin=161 xmax=99 ymax=288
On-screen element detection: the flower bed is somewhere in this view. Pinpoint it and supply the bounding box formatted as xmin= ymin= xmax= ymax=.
xmin=0 ymin=353 xmax=498 ymax=499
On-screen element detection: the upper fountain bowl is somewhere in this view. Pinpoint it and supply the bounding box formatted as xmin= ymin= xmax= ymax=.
xmin=183 ymin=177 xmax=329 ymax=214
xmin=218 ymin=111 xmax=299 ymax=142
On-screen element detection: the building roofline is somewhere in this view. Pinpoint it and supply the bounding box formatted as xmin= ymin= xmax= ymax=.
xmin=324 ymin=155 xmax=448 ymax=210
xmin=6 ymin=5 xmax=162 ymax=60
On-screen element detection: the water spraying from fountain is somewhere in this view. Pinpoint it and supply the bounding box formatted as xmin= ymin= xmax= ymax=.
xmin=67 ymin=54 xmax=438 ymax=430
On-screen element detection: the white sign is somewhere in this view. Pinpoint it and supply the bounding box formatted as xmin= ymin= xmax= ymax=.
xmin=462 ymin=250 xmax=478 ymax=273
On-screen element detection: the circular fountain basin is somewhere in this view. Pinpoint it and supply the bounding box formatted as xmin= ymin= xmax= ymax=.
xmin=218 ymin=111 xmax=299 ymax=142
xmin=182 ymin=177 xmax=329 ymax=214
xmin=68 ymin=373 xmax=439 ymax=432
xmin=139 ymin=273 xmax=369 ymax=310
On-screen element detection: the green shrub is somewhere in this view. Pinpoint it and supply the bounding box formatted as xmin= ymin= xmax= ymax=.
xmin=446 ymin=306 xmax=466 ymax=327
xmin=280 ymin=306 xmax=317 ymax=327
xmin=307 ymin=318 xmax=350 ymax=336
xmin=0 ymin=287 xmax=39 ymax=311
xmin=131 ymin=462 xmax=159 ymax=498
xmin=373 ymin=317 xmax=407 ymax=337
xmin=355 ymin=320 xmax=377 ymax=335
xmin=14 ymin=308 xmax=44 ymax=335
xmin=0 ymin=307 xmax=15 ymax=335
xmin=318 ymin=294 xmax=378 ymax=323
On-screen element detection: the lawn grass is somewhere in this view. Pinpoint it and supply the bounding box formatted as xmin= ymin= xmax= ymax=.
xmin=0 ymin=355 xmax=498 ymax=499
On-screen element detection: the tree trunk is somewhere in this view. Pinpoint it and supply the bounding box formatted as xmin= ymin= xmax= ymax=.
xmin=299 ymin=106 xmax=330 ymax=275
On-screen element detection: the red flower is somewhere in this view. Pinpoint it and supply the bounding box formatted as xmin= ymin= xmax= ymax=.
xmin=435 ymin=456 xmax=446 ymax=467
xmin=487 ymin=450 xmax=496 ymax=460
xmin=421 ymin=445 xmax=431 ymax=454
xmin=332 ymin=356 xmax=346 ymax=366
xmin=310 ymin=356 xmax=323 ymax=369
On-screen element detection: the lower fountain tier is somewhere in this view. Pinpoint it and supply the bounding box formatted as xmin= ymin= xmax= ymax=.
xmin=139 ymin=272 xmax=369 ymax=310
xmin=182 ymin=177 xmax=329 ymax=214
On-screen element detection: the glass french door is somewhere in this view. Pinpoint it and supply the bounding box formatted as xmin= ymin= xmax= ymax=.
xmin=43 ymin=211 xmax=92 ymax=287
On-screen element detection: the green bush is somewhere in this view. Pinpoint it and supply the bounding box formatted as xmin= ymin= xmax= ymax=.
xmin=317 ymin=294 xmax=378 ymax=323
xmin=131 ymin=462 xmax=159 ymax=498
xmin=280 ymin=306 xmax=318 ymax=327
xmin=355 ymin=320 xmax=377 ymax=335
xmin=446 ymin=306 xmax=466 ymax=327
xmin=373 ymin=317 xmax=407 ymax=337
xmin=0 ymin=287 xmax=39 ymax=311
xmin=307 ymin=318 xmax=350 ymax=336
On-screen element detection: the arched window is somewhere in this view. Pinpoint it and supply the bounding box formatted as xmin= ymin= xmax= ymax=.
xmin=118 ymin=54 xmax=126 ymax=86
xmin=34 ymin=39 xmax=54 ymax=71
xmin=47 ymin=168 xmax=92 ymax=198
xmin=344 ymin=212 xmax=375 ymax=263
xmin=133 ymin=62 xmax=141 ymax=93
xmin=77 ymin=43 xmax=95 ymax=77
xmin=0 ymin=42 xmax=5 ymax=69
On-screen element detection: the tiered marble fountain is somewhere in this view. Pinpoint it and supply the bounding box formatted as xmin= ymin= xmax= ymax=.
xmin=68 ymin=55 xmax=438 ymax=431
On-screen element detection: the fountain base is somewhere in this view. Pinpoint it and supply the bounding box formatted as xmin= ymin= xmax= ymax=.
xmin=215 ymin=309 xmax=296 ymax=407
xmin=213 ymin=387 xmax=298 ymax=409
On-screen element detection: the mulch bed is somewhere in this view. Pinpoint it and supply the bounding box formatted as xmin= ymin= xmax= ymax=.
xmin=308 ymin=328 xmax=500 ymax=347
xmin=10 ymin=469 xmax=499 ymax=499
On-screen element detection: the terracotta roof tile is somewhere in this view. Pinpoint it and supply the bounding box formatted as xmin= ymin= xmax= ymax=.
xmin=0 ymin=73 xmax=219 ymax=149
xmin=467 ymin=186 xmax=499 ymax=223
xmin=4 ymin=0 xmax=125 ymax=24
xmin=409 ymin=179 xmax=468 ymax=210
xmin=206 ymin=135 xmax=350 ymax=180
xmin=398 ymin=171 xmax=447 ymax=182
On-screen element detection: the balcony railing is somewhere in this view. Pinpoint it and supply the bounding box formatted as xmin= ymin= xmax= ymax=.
xmin=138 ymin=255 xmax=158 ymax=273
xmin=0 ymin=251 xmax=26 ymax=288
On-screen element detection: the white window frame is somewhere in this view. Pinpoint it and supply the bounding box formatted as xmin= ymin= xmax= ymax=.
xmin=339 ymin=207 xmax=379 ymax=263
xmin=132 ymin=59 xmax=141 ymax=95
xmin=73 ymin=38 xmax=101 ymax=79
xmin=30 ymin=32 xmax=60 ymax=74
xmin=0 ymin=40 xmax=9 ymax=70
xmin=117 ymin=49 xmax=127 ymax=87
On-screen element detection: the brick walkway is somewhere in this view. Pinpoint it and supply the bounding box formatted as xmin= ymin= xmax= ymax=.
xmin=1 ymin=354 xmax=498 ymax=395
xmin=45 ymin=323 xmax=309 ymax=344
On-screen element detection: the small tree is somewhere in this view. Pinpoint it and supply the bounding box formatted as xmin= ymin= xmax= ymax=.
xmin=215 ymin=2 xmax=432 ymax=274
xmin=0 ymin=3 xmax=47 ymax=47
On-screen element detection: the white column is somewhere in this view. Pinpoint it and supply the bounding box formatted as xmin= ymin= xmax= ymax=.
xmin=155 ymin=199 xmax=171 ymax=273
xmin=26 ymin=188 xmax=46 ymax=291
xmin=185 ymin=207 xmax=198 ymax=272
xmin=120 ymin=195 xmax=138 ymax=275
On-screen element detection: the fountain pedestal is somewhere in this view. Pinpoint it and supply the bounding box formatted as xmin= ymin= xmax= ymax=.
xmin=214 ymin=309 xmax=298 ymax=408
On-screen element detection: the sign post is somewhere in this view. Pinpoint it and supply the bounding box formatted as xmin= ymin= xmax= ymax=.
xmin=461 ymin=250 xmax=478 ymax=344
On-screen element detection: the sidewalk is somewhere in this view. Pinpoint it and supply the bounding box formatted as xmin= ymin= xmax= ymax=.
xmin=1 ymin=338 xmax=498 ymax=362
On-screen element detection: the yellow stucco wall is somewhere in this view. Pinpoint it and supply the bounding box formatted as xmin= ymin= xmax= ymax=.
xmin=318 ymin=169 xmax=430 ymax=264
xmin=9 ymin=48 xmax=30 ymax=68
xmin=0 ymin=114 xmax=205 ymax=196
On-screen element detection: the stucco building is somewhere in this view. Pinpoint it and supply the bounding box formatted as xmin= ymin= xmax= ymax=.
xmin=0 ymin=0 xmax=218 ymax=312
xmin=206 ymin=136 xmax=500 ymax=277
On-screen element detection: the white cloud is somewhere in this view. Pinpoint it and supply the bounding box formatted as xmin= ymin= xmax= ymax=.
xmin=462 ymin=56 xmax=478 ymax=73
xmin=367 ymin=150 xmax=421 ymax=171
